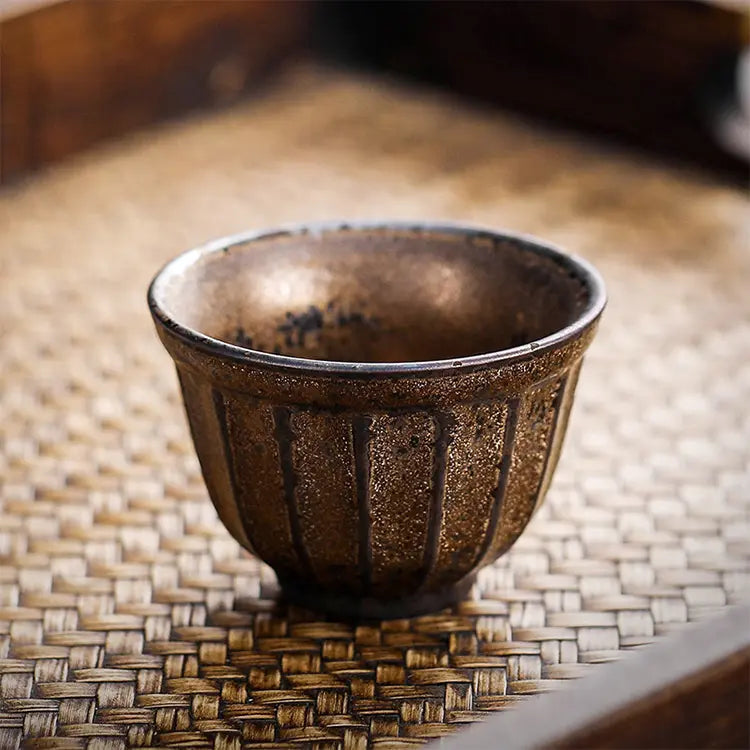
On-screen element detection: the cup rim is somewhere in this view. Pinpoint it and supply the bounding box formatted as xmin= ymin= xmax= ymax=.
xmin=148 ymin=220 xmax=607 ymax=375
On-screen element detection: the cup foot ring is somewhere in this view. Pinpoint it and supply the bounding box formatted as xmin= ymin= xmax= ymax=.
xmin=277 ymin=574 xmax=477 ymax=619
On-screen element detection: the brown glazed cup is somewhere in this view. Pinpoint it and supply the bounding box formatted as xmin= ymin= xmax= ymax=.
xmin=149 ymin=222 xmax=606 ymax=618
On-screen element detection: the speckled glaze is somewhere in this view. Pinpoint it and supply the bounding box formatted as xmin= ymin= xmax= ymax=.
xmin=149 ymin=222 xmax=606 ymax=618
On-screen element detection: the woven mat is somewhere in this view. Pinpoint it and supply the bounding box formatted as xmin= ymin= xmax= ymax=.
xmin=1 ymin=65 xmax=748 ymax=749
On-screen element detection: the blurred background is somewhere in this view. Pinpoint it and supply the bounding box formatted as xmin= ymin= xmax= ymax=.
xmin=1 ymin=0 xmax=749 ymax=184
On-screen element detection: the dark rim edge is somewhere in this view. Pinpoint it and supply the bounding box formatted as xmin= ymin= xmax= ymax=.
xmin=147 ymin=220 xmax=607 ymax=376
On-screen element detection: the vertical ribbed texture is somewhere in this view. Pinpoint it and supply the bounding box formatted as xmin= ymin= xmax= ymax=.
xmin=473 ymin=398 xmax=521 ymax=571
xmin=367 ymin=412 xmax=436 ymax=594
xmin=530 ymin=371 xmax=571 ymax=514
xmin=536 ymin=362 xmax=581 ymax=505
xmin=288 ymin=409 xmax=359 ymax=588
xmin=175 ymin=368 xmax=253 ymax=552
xmin=208 ymin=392 xmax=300 ymax=575
xmin=196 ymin=372 xmax=575 ymax=593
xmin=272 ymin=406 xmax=314 ymax=579
xmin=487 ymin=376 xmax=567 ymax=560
xmin=420 ymin=412 xmax=454 ymax=586
xmin=353 ymin=414 xmax=373 ymax=589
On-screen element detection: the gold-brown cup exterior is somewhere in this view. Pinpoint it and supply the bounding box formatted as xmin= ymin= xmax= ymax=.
xmin=149 ymin=223 xmax=605 ymax=618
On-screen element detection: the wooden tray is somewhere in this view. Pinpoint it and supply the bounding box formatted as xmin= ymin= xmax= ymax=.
xmin=0 ymin=65 xmax=747 ymax=749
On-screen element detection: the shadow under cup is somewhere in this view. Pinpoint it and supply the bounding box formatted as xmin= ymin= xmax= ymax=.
xmin=149 ymin=223 xmax=606 ymax=618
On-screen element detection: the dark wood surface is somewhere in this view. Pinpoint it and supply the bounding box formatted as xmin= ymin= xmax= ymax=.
xmin=561 ymin=648 xmax=750 ymax=749
xmin=452 ymin=604 xmax=750 ymax=750
xmin=0 ymin=0 xmax=310 ymax=183
xmin=2 ymin=1 xmax=746 ymax=184
xmin=322 ymin=1 xmax=748 ymax=180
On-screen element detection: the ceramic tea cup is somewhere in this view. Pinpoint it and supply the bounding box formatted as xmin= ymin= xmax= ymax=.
xmin=148 ymin=222 xmax=605 ymax=618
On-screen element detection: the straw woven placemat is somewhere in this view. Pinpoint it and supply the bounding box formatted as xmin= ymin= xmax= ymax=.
xmin=0 ymin=65 xmax=748 ymax=749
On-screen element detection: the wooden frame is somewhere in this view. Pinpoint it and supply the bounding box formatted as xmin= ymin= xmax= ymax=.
xmin=448 ymin=603 xmax=750 ymax=749
xmin=0 ymin=0 xmax=310 ymax=183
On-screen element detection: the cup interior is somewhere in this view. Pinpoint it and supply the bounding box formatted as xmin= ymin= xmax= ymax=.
xmin=153 ymin=226 xmax=598 ymax=364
